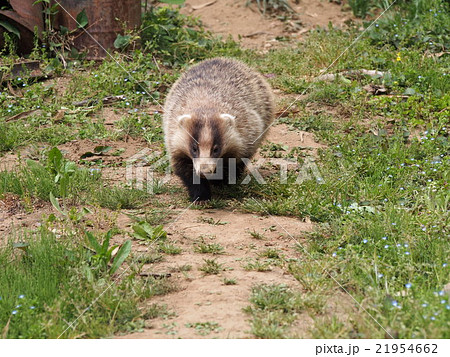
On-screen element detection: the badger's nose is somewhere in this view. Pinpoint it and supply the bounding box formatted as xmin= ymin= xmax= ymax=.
xmin=201 ymin=164 xmax=216 ymax=174
xmin=194 ymin=158 xmax=217 ymax=177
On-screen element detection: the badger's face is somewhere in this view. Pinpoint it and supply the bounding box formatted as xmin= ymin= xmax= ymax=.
xmin=176 ymin=112 xmax=237 ymax=177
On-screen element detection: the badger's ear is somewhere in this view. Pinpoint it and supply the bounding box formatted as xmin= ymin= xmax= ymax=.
xmin=177 ymin=114 xmax=192 ymax=126
xmin=220 ymin=113 xmax=236 ymax=125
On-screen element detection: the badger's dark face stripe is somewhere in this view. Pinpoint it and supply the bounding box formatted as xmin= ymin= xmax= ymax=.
xmin=209 ymin=118 xmax=223 ymax=158
xmin=189 ymin=119 xmax=203 ymax=158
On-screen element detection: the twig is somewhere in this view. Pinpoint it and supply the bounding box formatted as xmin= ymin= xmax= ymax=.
xmin=192 ymin=0 xmax=217 ymax=11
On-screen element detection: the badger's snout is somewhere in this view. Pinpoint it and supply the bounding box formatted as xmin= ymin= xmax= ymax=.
xmin=193 ymin=158 xmax=218 ymax=177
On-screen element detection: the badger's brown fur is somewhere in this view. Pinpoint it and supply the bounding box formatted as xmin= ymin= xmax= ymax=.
xmin=163 ymin=57 xmax=275 ymax=202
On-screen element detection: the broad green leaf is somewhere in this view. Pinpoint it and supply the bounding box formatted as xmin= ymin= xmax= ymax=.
xmin=76 ymin=9 xmax=88 ymax=28
xmin=13 ymin=242 xmax=29 ymax=252
xmin=0 ymin=20 xmax=20 ymax=38
xmin=50 ymin=192 xmax=65 ymax=215
xmin=86 ymin=231 xmax=102 ymax=253
xmin=114 ymin=34 xmax=131 ymax=49
xmin=110 ymin=240 xmax=132 ymax=274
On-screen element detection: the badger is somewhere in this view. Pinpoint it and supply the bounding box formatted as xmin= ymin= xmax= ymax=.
xmin=163 ymin=57 xmax=275 ymax=202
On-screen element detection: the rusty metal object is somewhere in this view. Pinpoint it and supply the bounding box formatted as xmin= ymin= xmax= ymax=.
xmin=54 ymin=0 xmax=141 ymax=58
xmin=0 ymin=60 xmax=45 ymax=82
xmin=0 ymin=0 xmax=44 ymax=55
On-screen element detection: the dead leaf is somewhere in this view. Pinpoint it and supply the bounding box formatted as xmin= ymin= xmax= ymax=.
xmin=7 ymin=81 xmax=23 ymax=97
xmin=6 ymin=109 xmax=42 ymax=122
xmin=52 ymin=109 xmax=65 ymax=123
xmin=363 ymin=84 xmax=388 ymax=95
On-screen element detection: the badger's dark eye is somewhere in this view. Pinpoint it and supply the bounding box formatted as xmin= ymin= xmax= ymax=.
xmin=192 ymin=144 xmax=198 ymax=156
xmin=212 ymin=145 xmax=220 ymax=155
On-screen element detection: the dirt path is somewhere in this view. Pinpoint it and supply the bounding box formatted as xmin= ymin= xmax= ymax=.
xmin=116 ymin=122 xmax=323 ymax=339
xmin=180 ymin=0 xmax=353 ymax=49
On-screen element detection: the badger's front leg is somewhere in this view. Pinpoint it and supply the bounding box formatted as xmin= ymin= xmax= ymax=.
xmin=172 ymin=156 xmax=211 ymax=202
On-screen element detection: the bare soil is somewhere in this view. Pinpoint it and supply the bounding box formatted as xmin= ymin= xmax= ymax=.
xmin=180 ymin=0 xmax=353 ymax=49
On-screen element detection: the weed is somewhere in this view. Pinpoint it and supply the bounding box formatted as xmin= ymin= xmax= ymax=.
xmin=141 ymin=7 xmax=239 ymax=65
xmin=185 ymin=321 xmax=223 ymax=336
xmin=0 ymin=228 xmax=142 ymax=338
xmin=94 ymin=186 xmax=148 ymax=210
xmin=132 ymin=222 xmax=167 ymax=242
xmin=197 ymin=216 xmax=228 ymax=225
xmin=244 ymin=259 xmax=272 ymax=272
xmin=85 ymin=230 xmax=132 ymax=275
xmin=194 ymin=241 xmax=225 ymax=255
xmin=158 ymin=242 xmax=182 ymax=255
xmin=170 ymin=264 xmax=192 ymax=273
xmin=248 ymin=229 xmax=266 ymax=240
xmin=258 ymin=248 xmax=282 ymax=260
xmin=199 ymin=259 xmax=224 ymax=275
xmin=244 ymin=284 xmax=303 ymax=338
xmin=143 ymin=304 xmax=176 ymax=320
xmin=223 ymin=278 xmax=237 ymax=285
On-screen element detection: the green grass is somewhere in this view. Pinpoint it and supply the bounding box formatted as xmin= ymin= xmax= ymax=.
xmin=0 ymin=228 xmax=166 ymax=338
xmin=244 ymin=284 xmax=303 ymax=338
xmin=94 ymin=186 xmax=149 ymax=210
xmin=1 ymin=0 xmax=449 ymax=339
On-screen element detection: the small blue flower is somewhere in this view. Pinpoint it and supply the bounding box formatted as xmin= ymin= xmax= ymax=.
xmin=12 ymin=310 xmax=18 ymax=315
xmin=382 ymin=236 xmax=387 ymax=240
xmin=404 ymin=243 xmax=409 ymax=248
xmin=125 ymin=102 xmax=130 ymax=106
xmin=18 ymin=295 xmax=25 ymax=299
xmin=30 ymin=306 xmax=35 ymax=310
xmin=16 ymin=304 xmax=22 ymax=308
xmin=441 ymin=300 xmax=446 ymax=304
xmin=392 ymin=300 xmax=398 ymax=307
xmin=377 ymin=273 xmax=383 ymax=278
xmin=446 ymin=305 xmax=450 ymax=310
xmin=392 ymin=223 xmax=397 ymax=226
xmin=396 ymin=244 xmax=401 ymax=247
xmin=438 ymin=291 xmax=444 ymax=296
xmin=363 ymin=239 xmax=368 ymax=244
xmin=384 ymin=245 xmax=389 ymax=249
xmin=422 ymin=303 xmax=428 ymax=307
xmin=332 ymin=252 xmax=337 ymax=257
xmin=430 ymin=316 xmax=436 ymax=321
xmin=405 ymin=283 xmax=412 ymax=289
xmin=405 ymin=251 xmax=410 ymax=255
xmin=443 ymin=263 xmax=448 ymax=267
